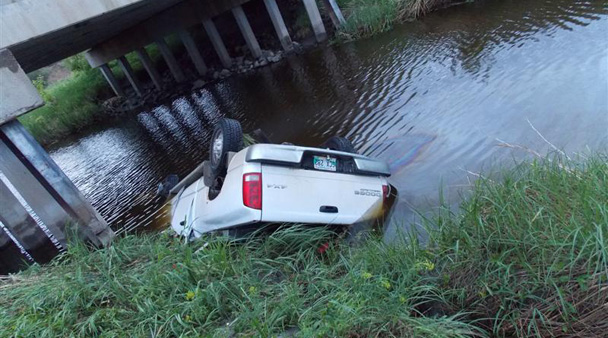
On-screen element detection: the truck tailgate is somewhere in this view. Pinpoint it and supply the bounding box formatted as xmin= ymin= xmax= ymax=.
xmin=261 ymin=165 xmax=385 ymax=224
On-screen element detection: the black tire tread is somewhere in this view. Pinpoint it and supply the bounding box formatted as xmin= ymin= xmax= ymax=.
xmin=209 ymin=118 xmax=243 ymax=174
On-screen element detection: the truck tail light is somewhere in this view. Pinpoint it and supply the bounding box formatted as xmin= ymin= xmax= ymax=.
xmin=382 ymin=184 xmax=390 ymax=205
xmin=243 ymin=173 xmax=262 ymax=210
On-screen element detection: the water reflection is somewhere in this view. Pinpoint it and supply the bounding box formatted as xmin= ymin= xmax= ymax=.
xmin=50 ymin=0 xmax=607 ymax=236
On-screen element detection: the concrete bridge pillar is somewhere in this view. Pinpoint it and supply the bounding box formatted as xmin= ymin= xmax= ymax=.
xmin=156 ymin=38 xmax=186 ymax=83
xmin=1 ymin=49 xmax=113 ymax=273
xmin=302 ymin=0 xmax=327 ymax=42
xmin=0 ymin=178 xmax=61 ymax=263
xmin=135 ymin=47 xmax=163 ymax=91
xmin=321 ymin=0 xmax=346 ymax=28
xmin=263 ymin=0 xmax=293 ymax=51
xmin=202 ymin=18 xmax=233 ymax=69
xmin=99 ymin=64 xmax=125 ymax=97
xmin=178 ymin=29 xmax=208 ymax=76
xmin=117 ymin=56 xmax=144 ymax=97
xmin=0 ymin=224 xmax=32 ymax=273
xmin=232 ymin=5 xmax=263 ymax=59
xmin=0 ymin=121 xmax=114 ymax=249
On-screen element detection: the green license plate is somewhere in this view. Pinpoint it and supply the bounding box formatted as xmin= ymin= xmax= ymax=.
xmin=313 ymin=156 xmax=337 ymax=172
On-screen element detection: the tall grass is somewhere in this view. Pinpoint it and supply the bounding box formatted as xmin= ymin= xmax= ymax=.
xmin=429 ymin=155 xmax=608 ymax=336
xmin=1 ymin=155 xmax=606 ymax=337
xmin=18 ymin=67 xmax=111 ymax=146
xmin=337 ymin=0 xmax=446 ymax=39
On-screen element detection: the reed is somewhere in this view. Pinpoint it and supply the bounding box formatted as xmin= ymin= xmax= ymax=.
xmin=337 ymin=0 xmax=447 ymax=39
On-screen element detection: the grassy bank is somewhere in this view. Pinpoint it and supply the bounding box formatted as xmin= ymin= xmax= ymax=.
xmin=19 ymin=66 xmax=110 ymax=146
xmin=337 ymin=0 xmax=449 ymax=39
xmin=1 ymin=156 xmax=606 ymax=337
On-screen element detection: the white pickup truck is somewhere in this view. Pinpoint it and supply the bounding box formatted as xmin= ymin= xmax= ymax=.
xmin=167 ymin=119 xmax=392 ymax=239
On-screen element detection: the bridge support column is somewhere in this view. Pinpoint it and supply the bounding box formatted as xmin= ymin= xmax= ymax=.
xmin=156 ymin=38 xmax=186 ymax=83
xmin=179 ymin=29 xmax=208 ymax=76
xmin=321 ymin=0 xmax=346 ymax=28
xmin=99 ymin=64 xmax=125 ymax=97
xmin=202 ymin=18 xmax=233 ymax=69
xmin=135 ymin=47 xmax=163 ymax=91
xmin=263 ymin=0 xmax=293 ymax=51
xmin=0 ymin=179 xmax=61 ymax=263
xmin=0 ymin=121 xmax=114 ymax=249
xmin=1 ymin=49 xmax=113 ymax=273
xmin=0 ymin=140 xmax=67 ymax=249
xmin=302 ymin=0 xmax=327 ymax=42
xmin=117 ymin=56 xmax=143 ymax=97
xmin=0 ymin=225 xmax=31 ymax=274
xmin=232 ymin=6 xmax=263 ymax=59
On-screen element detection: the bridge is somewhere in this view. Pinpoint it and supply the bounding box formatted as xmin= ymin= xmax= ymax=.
xmin=0 ymin=0 xmax=344 ymax=273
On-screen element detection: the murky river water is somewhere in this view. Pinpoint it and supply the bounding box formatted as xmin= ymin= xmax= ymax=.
xmin=49 ymin=0 xmax=607 ymax=238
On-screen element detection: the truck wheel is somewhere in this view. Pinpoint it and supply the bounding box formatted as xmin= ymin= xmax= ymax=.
xmin=209 ymin=118 xmax=243 ymax=175
xmin=322 ymin=136 xmax=357 ymax=154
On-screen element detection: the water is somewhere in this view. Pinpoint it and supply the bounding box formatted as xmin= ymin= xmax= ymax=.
xmin=49 ymin=0 xmax=608 ymax=238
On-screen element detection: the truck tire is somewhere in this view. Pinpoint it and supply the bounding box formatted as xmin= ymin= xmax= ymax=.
xmin=322 ymin=136 xmax=357 ymax=154
xmin=209 ymin=118 xmax=243 ymax=176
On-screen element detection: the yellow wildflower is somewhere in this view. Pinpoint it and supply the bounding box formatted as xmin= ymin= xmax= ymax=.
xmin=185 ymin=315 xmax=192 ymax=321
xmin=248 ymin=286 xmax=257 ymax=295
xmin=415 ymin=259 xmax=435 ymax=272
xmin=185 ymin=291 xmax=195 ymax=301
xmin=361 ymin=272 xmax=372 ymax=279
xmin=381 ymin=280 xmax=391 ymax=290
xmin=399 ymin=296 xmax=407 ymax=304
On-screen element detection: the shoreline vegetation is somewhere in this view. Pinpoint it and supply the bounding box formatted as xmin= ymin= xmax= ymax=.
xmin=19 ymin=0 xmax=458 ymax=146
xmin=1 ymin=156 xmax=606 ymax=336
xmin=337 ymin=0 xmax=451 ymax=39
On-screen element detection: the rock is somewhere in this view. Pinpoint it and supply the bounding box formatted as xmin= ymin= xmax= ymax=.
xmin=253 ymin=60 xmax=260 ymax=67
xmin=244 ymin=60 xmax=252 ymax=67
xmin=259 ymin=59 xmax=268 ymax=67
xmin=236 ymin=56 xmax=245 ymax=65
xmin=191 ymin=79 xmax=206 ymax=90
xmin=219 ymin=69 xmax=231 ymax=78
xmin=101 ymin=96 xmax=126 ymax=116
xmin=213 ymin=71 xmax=220 ymax=79
xmin=269 ymin=55 xmax=281 ymax=63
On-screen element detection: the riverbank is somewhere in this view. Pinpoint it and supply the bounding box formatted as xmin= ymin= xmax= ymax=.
xmin=2 ymin=156 xmax=605 ymax=337
xmin=337 ymin=0 xmax=452 ymax=39
xmin=19 ymin=64 xmax=111 ymax=146
xmin=19 ymin=0 xmax=460 ymax=146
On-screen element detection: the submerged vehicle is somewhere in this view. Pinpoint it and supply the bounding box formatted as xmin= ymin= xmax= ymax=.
xmin=166 ymin=118 xmax=393 ymax=240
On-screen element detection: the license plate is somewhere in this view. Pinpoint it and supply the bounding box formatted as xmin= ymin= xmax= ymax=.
xmin=313 ymin=155 xmax=337 ymax=172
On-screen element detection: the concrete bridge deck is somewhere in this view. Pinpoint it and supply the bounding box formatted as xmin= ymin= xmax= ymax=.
xmin=1 ymin=0 xmax=237 ymax=72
